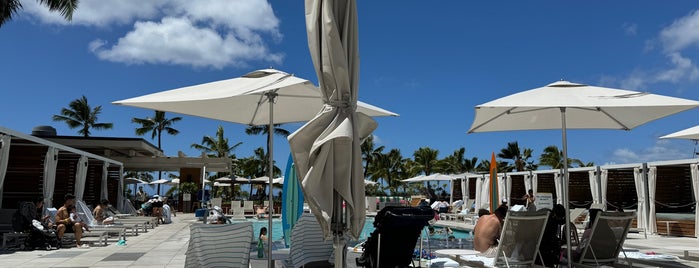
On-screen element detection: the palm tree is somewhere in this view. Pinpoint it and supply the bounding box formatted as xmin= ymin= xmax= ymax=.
xmin=538 ymin=145 xmax=584 ymax=169
xmin=368 ymin=149 xmax=404 ymax=195
xmin=191 ymin=125 xmax=243 ymax=158
xmin=497 ymin=141 xmax=536 ymax=172
xmin=238 ymin=147 xmax=280 ymax=199
xmin=53 ymin=95 xmax=113 ymax=137
xmin=132 ymin=111 xmax=182 ymax=150
xmin=1 ymin=0 xmax=78 ymax=27
xmin=132 ymin=111 xmax=182 ymax=195
xmin=361 ymin=135 xmax=384 ymax=179
xmin=245 ymin=124 xmax=290 ymax=137
xmin=413 ymin=147 xmax=440 ymax=199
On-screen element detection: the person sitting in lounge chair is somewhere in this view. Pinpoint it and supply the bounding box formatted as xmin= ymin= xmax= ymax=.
xmin=56 ymin=193 xmax=84 ymax=248
xmin=256 ymin=206 xmax=268 ymax=219
xmin=536 ymin=204 xmax=566 ymax=266
xmin=93 ymin=199 xmax=115 ymax=225
xmin=473 ymin=204 xmax=508 ymax=257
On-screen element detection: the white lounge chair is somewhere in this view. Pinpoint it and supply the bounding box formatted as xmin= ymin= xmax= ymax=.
xmin=272 ymin=214 xmax=333 ymax=267
xmin=243 ymin=200 xmax=254 ymax=215
xmin=574 ymin=211 xmax=635 ymax=267
xmin=185 ymin=221 xmax=253 ymax=268
xmin=460 ymin=210 xmax=550 ymax=267
xmin=231 ymin=200 xmax=242 ymax=215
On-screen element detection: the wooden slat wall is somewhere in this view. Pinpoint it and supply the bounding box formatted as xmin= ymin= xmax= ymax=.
xmin=655 ymin=166 xmax=693 ymax=213
xmin=536 ymin=173 xmax=557 ymax=203
xmin=605 ymin=168 xmax=638 ymax=211
xmin=570 ymin=170 xmax=592 ymax=208
xmin=2 ymin=142 xmax=45 ymax=209
xmin=509 ymin=175 xmax=526 ymax=206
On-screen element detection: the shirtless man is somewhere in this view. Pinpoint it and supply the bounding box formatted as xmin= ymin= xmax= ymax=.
xmin=93 ymin=199 xmax=115 ymax=225
xmin=473 ymin=204 xmax=508 ymax=256
xmin=56 ymin=193 xmax=84 ymax=248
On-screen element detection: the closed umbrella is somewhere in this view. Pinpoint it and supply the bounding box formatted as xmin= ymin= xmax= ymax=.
xmin=290 ymin=0 xmax=369 ymax=266
xmin=468 ymin=80 xmax=699 ymax=261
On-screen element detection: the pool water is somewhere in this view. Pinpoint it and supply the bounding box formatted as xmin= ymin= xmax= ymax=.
xmin=237 ymin=216 xmax=377 ymax=244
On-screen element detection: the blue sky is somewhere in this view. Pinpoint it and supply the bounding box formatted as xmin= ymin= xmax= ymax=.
xmin=3 ymin=1 xmax=699 ymax=183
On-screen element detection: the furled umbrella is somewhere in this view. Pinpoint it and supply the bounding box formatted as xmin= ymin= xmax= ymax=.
xmin=289 ymin=0 xmax=370 ymax=266
xmin=468 ymin=80 xmax=699 ymax=261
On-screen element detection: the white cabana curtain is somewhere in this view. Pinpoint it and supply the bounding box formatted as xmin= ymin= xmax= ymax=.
xmin=532 ymin=173 xmax=538 ymax=195
xmin=691 ymin=164 xmax=699 ymax=237
xmin=601 ymin=169 xmax=609 ymax=210
xmin=100 ymin=162 xmax=109 ymax=200
xmin=0 ymin=135 xmax=10 ymax=202
xmin=498 ymin=175 xmax=507 ymax=204
xmin=117 ymin=165 xmax=124 ymax=212
xmin=475 ymin=177 xmax=483 ymax=211
xmin=74 ymin=156 xmax=88 ymax=201
xmin=461 ymin=178 xmax=468 ymax=201
xmin=43 ymin=147 xmax=59 ymax=208
xmin=588 ymin=170 xmax=599 ymax=205
xmin=502 ymin=175 xmax=512 ymax=204
xmin=633 ymin=167 xmax=647 ymax=231
xmin=524 ymin=174 xmax=531 ymax=193
xmin=647 ymin=167 xmax=657 ymax=234
xmin=554 ymin=172 xmax=563 ymax=205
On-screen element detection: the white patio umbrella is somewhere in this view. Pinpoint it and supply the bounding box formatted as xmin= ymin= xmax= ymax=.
xmin=213 ymin=182 xmax=231 ymax=187
xmin=113 ymin=68 xmax=397 ymax=266
xmin=149 ymin=179 xmax=169 ymax=184
xmin=661 ymin=125 xmax=699 ymax=157
xmin=468 ymin=80 xmax=699 ymax=261
xmin=214 ymin=176 xmax=233 ymax=182
xmin=401 ymin=173 xmax=457 ymax=203
xmin=289 ymin=1 xmax=370 ymax=266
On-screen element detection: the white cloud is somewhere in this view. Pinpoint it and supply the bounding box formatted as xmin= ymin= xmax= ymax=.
xmin=613 ymin=10 xmax=699 ymax=90
xmin=611 ymin=140 xmax=689 ymax=163
xmin=90 ymin=17 xmax=282 ymax=69
xmin=622 ymin=22 xmax=637 ymax=36
xmin=372 ymin=135 xmax=383 ymax=144
xmin=659 ymin=9 xmax=699 ymax=52
xmin=22 ymin=0 xmax=283 ymax=69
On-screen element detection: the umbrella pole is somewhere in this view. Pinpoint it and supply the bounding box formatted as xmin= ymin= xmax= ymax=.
xmin=266 ymin=92 xmax=277 ymax=268
xmin=560 ymin=108 xmax=572 ymax=265
xmin=334 ymin=192 xmax=346 ymax=268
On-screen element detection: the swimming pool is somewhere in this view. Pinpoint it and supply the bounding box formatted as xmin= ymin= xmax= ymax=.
xmin=237 ymin=216 xmax=376 ymax=244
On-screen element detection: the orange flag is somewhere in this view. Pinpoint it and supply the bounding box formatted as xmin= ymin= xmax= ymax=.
xmin=489 ymin=152 xmax=498 ymax=213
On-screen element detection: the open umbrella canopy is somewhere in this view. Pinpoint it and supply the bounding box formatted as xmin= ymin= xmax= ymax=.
xmin=213 ymin=182 xmax=231 ymax=187
xmin=214 ymin=176 xmax=233 ymax=182
xmin=660 ymin=125 xmax=699 ymax=140
xmin=468 ymin=80 xmax=699 ymax=262
xmin=124 ymin=177 xmax=148 ymax=184
xmin=149 ymin=179 xmax=169 ymax=184
xmin=401 ymin=173 xmax=455 ymax=183
xmin=113 ymin=68 xmax=396 ymax=125
xmin=469 ymin=81 xmax=699 ymax=132
xmin=113 ymin=67 xmax=395 ymax=267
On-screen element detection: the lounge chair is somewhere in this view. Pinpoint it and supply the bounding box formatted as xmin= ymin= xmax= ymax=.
xmin=185 ymin=221 xmax=253 ymax=268
xmin=231 ymin=200 xmax=242 ymax=215
xmin=356 ymin=206 xmax=434 ymax=268
xmin=460 ymin=210 xmax=550 ymax=267
xmin=272 ymin=214 xmax=334 ymax=267
xmin=243 ymin=201 xmax=254 ymax=215
xmin=573 ymin=211 xmax=635 ymax=267
xmin=210 ymin=198 xmax=222 ymax=209
xmin=75 ymin=200 xmax=148 ymax=236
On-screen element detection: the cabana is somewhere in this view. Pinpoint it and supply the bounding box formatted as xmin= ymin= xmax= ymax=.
xmin=0 ymin=126 xmax=125 ymax=211
xmin=646 ymin=159 xmax=698 ymax=237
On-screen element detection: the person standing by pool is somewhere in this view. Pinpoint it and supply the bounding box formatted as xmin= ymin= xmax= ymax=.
xmin=135 ymin=186 xmax=147 ymax=211
xmin=473 ymin=204 xmax=508 ymax=256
